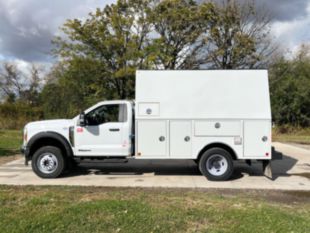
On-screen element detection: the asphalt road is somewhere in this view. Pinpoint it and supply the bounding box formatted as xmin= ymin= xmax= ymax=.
xmin=0 ymin=142 xmax=309 ymax=190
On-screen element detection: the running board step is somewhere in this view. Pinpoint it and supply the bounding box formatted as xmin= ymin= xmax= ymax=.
xmin=75 ymin=158 xmax=129 ymax=164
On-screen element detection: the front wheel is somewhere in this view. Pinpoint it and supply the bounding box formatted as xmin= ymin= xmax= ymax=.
xmin=199 ymin=148 xmax=233 ymax=181
xmin=32 ymin=146 xmax=65 ymax=178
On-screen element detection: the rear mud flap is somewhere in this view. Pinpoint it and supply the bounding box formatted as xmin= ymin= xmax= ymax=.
xmin=262 ymin=146 xmax=283 ymax=179
xmin=272 ymin=146 xmax=283 ymax=160
xmin=262 ymin=160 xmax=272 ymax=179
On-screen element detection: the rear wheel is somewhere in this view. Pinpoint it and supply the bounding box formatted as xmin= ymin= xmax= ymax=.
xmin=199 ymin=147 xmax=233 ymax=181
xmin=32 ymin=146 xmax=65 ymax=178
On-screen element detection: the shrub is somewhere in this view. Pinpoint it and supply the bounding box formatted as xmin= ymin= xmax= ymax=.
xmin=0 ymin=103 xmax=44 ymax=129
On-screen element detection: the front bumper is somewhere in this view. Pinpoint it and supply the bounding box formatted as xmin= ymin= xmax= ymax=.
xmin=20 ymin=146 xmax=30 ymax=165
xmin=20 ymin=146 xmax=25 ymax=154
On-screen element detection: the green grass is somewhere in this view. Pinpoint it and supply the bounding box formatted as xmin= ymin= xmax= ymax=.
xmin=273 ymin=127 xmax=310 ymax=144
xmin=0 ymin=186 xmax=309 ymax=233
xmin=0 ymin=130 xmax=22 ymax=156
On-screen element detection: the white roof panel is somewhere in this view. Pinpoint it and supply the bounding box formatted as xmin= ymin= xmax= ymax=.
xmin=135 ymin=70 xmax=271 ymax=120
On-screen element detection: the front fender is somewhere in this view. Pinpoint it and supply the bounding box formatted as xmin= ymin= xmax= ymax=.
xmin=24 ymin=131 xmax=73 ymax=165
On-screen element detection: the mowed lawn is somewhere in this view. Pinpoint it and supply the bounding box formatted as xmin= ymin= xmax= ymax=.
xmin=272 ymin=127 xmax=310 ymax=144
xmin=273 ymin=133 xmax=310 ymax=145
xmin=0 ymin=130 xmax=22 ymax=156
xmin=0 ymin=186 xmax=309 ymax=233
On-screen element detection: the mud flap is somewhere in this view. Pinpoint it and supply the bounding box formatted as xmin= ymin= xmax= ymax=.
xmin=24 ymin=158 xmax=29 ymax=166
xmin=21 ymin=146 xmax=30 ymax=166
xmin=262 ymin=160 xmax=272 ymax=179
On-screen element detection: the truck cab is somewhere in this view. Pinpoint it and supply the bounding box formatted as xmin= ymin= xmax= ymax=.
xmin=22 ymin=100 xmax=134 ymax=178
xmin=73 ymin=100 xmax=134 ymax=157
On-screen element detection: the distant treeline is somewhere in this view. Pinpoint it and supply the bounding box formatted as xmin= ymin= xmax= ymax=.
xmin=0 ymin=0 xmax=309 ymax=129
xmin=0 ymin=103 xmax=43 ymax=129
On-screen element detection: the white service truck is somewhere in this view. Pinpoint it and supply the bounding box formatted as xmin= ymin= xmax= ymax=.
xmin=21 ymin=70 xmax=281 ymax=181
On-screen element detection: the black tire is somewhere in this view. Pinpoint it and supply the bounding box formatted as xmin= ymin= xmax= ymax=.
xmin=32 ymin=146 xmax=66 ymax=178
xmin=199 ymin=147 xmax=234 ymax=181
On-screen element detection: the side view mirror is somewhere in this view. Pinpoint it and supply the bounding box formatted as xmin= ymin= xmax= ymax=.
xmin=78 ymin=112 xmax=86 ymax=126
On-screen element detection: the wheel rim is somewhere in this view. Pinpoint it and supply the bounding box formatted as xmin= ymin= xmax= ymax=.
xmin=37 ymin=153 xmax=58 ymax=174
xmin=206 ymin=154 xmax=228 ymax=176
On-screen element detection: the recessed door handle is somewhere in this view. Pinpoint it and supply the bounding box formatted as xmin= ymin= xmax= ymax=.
xmin=109 ymin=128 xmax=120 ymax=132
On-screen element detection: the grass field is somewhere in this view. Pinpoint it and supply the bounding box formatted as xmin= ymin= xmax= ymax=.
xmin=0 ymin=130 xmax=309 ymax=232
xmin=0 ymin=130 xmax=22 ymax=156
xmin=273 ymin=127 xmax=310 ymax=145
xmin=0 ymin=186 xmax=309 ymax=233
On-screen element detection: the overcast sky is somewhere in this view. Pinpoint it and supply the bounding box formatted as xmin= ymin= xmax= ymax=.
xmin=0 ymin=0 xmax=309 ymax=72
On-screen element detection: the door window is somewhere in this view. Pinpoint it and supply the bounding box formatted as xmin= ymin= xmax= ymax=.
xmin=86 ymin=104 xmax=127 ymax=126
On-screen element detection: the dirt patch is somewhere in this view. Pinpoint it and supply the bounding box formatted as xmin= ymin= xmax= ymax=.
xmin=184 ymin=188 xmax=310 ymax=204
xmin=44 ymin=186 xmax=310 ymax=205
xmin=256 ymin=190 xmax=310 ymax=204
xmin=1 ymin=186 xmax=310 ymax=205
xmin=0 ymin=154 xmax=22 ymax=165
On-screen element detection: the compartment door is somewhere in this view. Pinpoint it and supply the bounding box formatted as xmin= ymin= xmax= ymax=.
xmin=244 ymin=120 xmax=271 ymax=157
xmin=170 ymin=121 xmax=192 ymax=158
xmin=137 ymin=120 xmax=167 ymax=158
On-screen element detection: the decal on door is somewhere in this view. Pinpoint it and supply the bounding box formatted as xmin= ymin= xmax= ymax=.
xmin=122 ymin=140 xmax=127 ymax=147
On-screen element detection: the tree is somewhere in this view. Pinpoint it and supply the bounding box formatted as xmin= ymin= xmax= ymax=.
xmin=0 ymin=63 xmax=44 ymax=128
xmin=49 ymin=0 xmax=277 ymax=118
xmin=40 ymin=60 xmax=108 ymax=118
xmin=53 ymin=0 xmax=153 ymax=100
xmin=50 ymin=0 xmax=217 ymax=117
xmin=21 ymin=64 xmax=42 ymax=106
xmin=0 ymin=62 xmax=43 ymax=105
xmin=269 ymin=44 xmax=310 ymax=127
xmin=147 ymin=0 xmax=216 ymax=69
xmin=199 ymin=0 xmax=276 ymax=69
xmin=0 ymin=63 xmax=24 ymax=102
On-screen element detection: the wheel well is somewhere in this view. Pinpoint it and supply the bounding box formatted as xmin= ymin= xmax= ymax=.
xmin=29 ymin=137 xmax=69 ymax=159
xmin=197 ymin=143 xmax=237 ymax=161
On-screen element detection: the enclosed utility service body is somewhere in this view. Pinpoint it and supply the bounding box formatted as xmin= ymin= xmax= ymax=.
xmin=22 ymin=70 xmax=279 ymax=181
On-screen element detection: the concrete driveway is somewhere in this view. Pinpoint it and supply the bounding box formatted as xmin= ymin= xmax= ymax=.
xmin=0 ymin=142 xmax=309 ymax=190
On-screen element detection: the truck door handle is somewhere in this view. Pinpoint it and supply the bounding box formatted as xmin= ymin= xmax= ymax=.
xmin=109 ymin=128 xmax=120 ymax=132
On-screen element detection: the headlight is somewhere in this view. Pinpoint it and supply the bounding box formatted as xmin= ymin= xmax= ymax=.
xmin=23 ymin=128 xmax=28 ymax=144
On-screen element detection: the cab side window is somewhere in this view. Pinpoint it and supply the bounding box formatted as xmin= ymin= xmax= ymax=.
xmin=86 ymin=104 xmax=127 ymax=126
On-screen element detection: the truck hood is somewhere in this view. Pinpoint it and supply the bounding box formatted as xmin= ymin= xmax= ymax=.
xmin=25 ymin=119 xmax=74 ymax=131
xmin=23 ymin=119 xmax=75 ymax=147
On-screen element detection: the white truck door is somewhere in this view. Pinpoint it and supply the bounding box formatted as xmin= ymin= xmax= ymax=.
xmin=74 ymin=104 xmax=130 ymax=156
xmin=170 ymin=121 xmax=192 ymax=158
xmin=137 ymin=120 xmax=168 ymax=158
xmin=244 ymin=120 xmax=271 ymax=158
